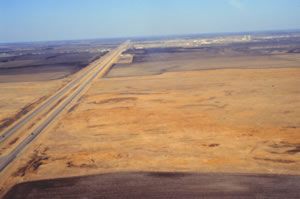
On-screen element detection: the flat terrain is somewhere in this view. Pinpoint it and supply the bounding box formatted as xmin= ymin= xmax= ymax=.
xmin=0 ymin=39 xmax=120 ymax=82
xmin=0 ymin=78 xmax=70 ymax=133
xmin=4 ymin=68 xmax=298 ymax=180
xmin=0 ymin=39 xmax=121 ymax=135
xmin=106 ymin=43 xmax=300 ymax=78
xmin=1 ymin=33 xmax=300 ymax=197
xmin=4 ymin=172 xmax=300 ymax=199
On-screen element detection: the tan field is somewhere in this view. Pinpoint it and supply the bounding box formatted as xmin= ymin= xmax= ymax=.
xmin=1 ymin=67 xmax=299 ymax=192
xmin=0 ymin=78 xmax=71 ymax=133
xmin=1 ymin=35 xmax=300 ymax=196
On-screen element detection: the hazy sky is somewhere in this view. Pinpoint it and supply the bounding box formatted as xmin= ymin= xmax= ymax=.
xmin=1 ymin=0 xmax=300 ymax=42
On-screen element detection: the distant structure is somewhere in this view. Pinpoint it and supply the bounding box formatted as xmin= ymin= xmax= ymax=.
xmin=242 ymin=35 xmax=252 ymax=41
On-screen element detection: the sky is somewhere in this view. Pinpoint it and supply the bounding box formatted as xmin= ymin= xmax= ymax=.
xmin=1 ymin=0 xmax=300 ymax=43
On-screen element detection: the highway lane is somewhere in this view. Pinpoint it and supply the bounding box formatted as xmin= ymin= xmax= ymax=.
xmin=0 ymin=41 xmax=130 ymax=172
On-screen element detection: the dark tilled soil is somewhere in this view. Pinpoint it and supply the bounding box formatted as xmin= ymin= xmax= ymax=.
xmin=104 ymin=43 xmax=300 ymax=79
xmin=4 ymin=172 xmax=300 ymax=199
xmin=0 ymin=42 xmax=110 ymax=82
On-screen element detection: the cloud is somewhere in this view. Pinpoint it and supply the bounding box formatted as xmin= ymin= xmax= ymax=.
xmin=227 ymin=0 xmax=244 ymax=9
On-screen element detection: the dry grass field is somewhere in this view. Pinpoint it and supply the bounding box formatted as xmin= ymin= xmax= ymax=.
xmin=5 ymin=68 xmax=299 ymax=180
xmin=1 ymin=34 xmax=300 ymax=197
xmin=0 ymin=78 xmax=70 ymax=133
xmin=0 ymin=39 xmax=119 ymax=134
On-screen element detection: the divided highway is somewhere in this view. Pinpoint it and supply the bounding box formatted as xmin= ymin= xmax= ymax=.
xmin=0 ymin=41 xmax=130 ymax=172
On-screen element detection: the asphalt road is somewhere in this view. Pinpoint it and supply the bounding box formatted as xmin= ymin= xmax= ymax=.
xmin=4 ymin=172 xmax=300 ymax=199
xmin=0 ymin=41 xmax=130 ymax=173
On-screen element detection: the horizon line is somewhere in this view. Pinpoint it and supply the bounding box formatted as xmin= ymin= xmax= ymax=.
xmin=1 ymin=28 xmax=300 ymax=45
